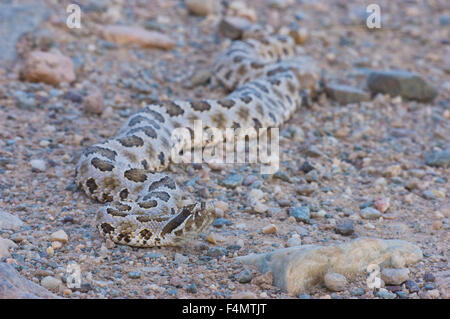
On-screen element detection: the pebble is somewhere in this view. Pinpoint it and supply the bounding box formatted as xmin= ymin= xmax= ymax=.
xmin=207 ymin=247 xmax=227 ymax=257
xmin=84 ymin=88 xmax=104 ymax=114
xmin=286 ymin=236 xmax=301 ymax=247
xmin=424 ymin=283 xmax=435 ymax=290
xmin=432 ymin=220 xmax=443 ymax=230
xmin=305 ymin=170 xmax=319 ymax=183
xmin=325 ymin=84 xmax=370 ymax=105
xmin=235 ymin=268 xmax=253 ymax=283
xmin=218 ymin=17 xmax=253 ymax=40
xmin=335 ymin=220 xmax=355 ymax=236
xmin=174 ymin=253 xmax=189 ymax=264
xmin=298 ymin=293 xmax=311 ymax=299
xmin=405 ymin=280 xmax=419 ymax=293
xmin=289 ymin=206 xmax=310 ymax=223
xmin=376 ymin=288 xmax=397 ymax=299
xmin=262 ymin=224 xmax=277 ymax=234
xmin=381 ymin=268 xmax=409 ymax=285
xmin=40 ymin=276 xmax=62 ymax=290
xmin=0 ymin=238 xmax=17 ymax=258
xmin=186 ymin=283 xmax=198 ymax=293
xmin=185 ymin=0 xmax=217 ymax=16
xmin=367 ymin=70 xmax=438 ymax=102
xmin=351 ymin=287 xmax=365 ymax=296
xmin=99 ymin=25 xmax=175 ymax=50
xmin=220 ymin=174 xmax=243 ymax=189
xmin=128 ymin=271 xmax=141 ymax=279
xmin=30 ymin=159 xmax=46 ymax=172
xmin=273 ymin=171 xmax=290 ymax=182
xmin=50 ymin=230 xmax=68 ymax=243
xmin=323 ymin=272 xmax=347 ymax=292
xmin=213 ymin=218 xmax=232 ymax=228
xmin=360 ymin=207 xmax=381 ymax=220
xmin=24 ymin=51 xmax=76 ymax=86
xmin=295 ymin=184 xmax=316 ymax=196
xmin=425 ymin=149 xmax=450 ymax=167
xmin=288 ymin=27 xmax=308 ymax=45
xmin=13 ymin=91 xmax=36 ymax=110
xmin=305 ymin=145 xmax=322 ymax=158
xmin=374 ymin=198 xmax=390 ymax=213
xmin=423 ymin=272 xmax=435 ymax=282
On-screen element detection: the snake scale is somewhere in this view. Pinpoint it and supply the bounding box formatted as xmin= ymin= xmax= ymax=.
xmin=75 ymin=32 xmax=319 ymax=247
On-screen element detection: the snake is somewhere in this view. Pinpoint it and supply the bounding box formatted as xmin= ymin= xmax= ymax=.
xmin=75 ymin=31 xmax=319 ymax=247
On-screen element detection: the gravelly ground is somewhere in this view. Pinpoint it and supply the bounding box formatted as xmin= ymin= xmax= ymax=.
xmin=0 ymin=0 xmax=449 ymax=299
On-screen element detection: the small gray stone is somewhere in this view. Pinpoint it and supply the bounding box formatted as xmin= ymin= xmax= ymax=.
xmin=425 ymin=149 xmax=450 ymax=167
xmin=174 ymin=253 xmax=189 ymax=264
xmin=298 ymin=293 xmax=311 ymax=299
xmin=289 ymin=206 xmax=310 ymax=223
xmin=186 ymin=283 xmax=197 ymax=293
xmin=220 ymin=174 xmax=243 ymax=189
xmin=235 ymin=269 xmax=253 ymax=283
xmin=325 ymin=84 xmax=370 ymax=105
xmin=128 ymin=271 xmax=141 ymax=279
xmin=351 ymin=287 xmax=365 ymax=296
xmin=360 ymin=207 xmax=381 ymax=219
xmin=305 ymin=170 xmax=319 ymax=182
xmin=381 ymin=268 xmax=409 ymax=285
xmin=286 ymin=237 xmax=301 ymax=247
xmin=40 ymin=276 xmax=62 ymax=290
xmin=423 ymin=272 xmax=435 ymax=282
xmin=273 ymin=171 xmax=290 ymax=182
xmin=376 ymin=288 xmax=397 ymax=299
xmin=207 ymin=247 xmax=227 ymax=257
xmin=30 ymin=159 xmax=46 ymax=172
xmin=218 ymin=17 xmax=253 ymax=40
xmin=367 ymin=70 xmax=438 ymax=102
xmin=405 ymin=280 xmax=419 ymax=293
xmin=324 ymin=272 xmax=347 ymax=292
xmin=335 ymin=220 xmax=355 ymax=236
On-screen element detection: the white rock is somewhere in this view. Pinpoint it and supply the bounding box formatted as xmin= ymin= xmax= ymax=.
xmin=324 ymin=272 xmax=347 ymax=291
xmin=30 ymin=159 xmax=46 ymax=172
xmin=0 ymin=238 xmax=17 ymax=258
xmin=40 ymin=276 xmax=62 ymax=290
xmin=50 ymin=230 xmax=68 ymax=243
xmin=0 ymin=210 xmax=24 ymax=230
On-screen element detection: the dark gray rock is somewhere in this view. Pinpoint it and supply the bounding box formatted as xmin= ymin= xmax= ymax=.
xmin=0 ymin=3 xmax=50 ymax=66
xmin=405 ymin=280 xmax=419 ymax=293
xmin=207 ymin=247 xmax=227 ymax=257
xmin=325 ymin=84 xmax=370 ymax=105
xmin=335 ymin=220 xmax=355 ymax=236
xmin=425 ymin=149 xmax=450 ymax=167
xmin=367 ymin=70 xmax=438 ymax=102
xmin=424 ymin=272 xmax=435 ymax=282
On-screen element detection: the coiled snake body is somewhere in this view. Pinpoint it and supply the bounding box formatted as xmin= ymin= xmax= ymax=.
xmin=75 ymin=33 xmax=318 ymax=247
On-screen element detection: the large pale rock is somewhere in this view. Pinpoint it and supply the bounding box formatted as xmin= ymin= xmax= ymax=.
xmin=99 ymin=25 xmax=175 ymax=50
xmin=236 ymin=238 xmax=422 ymax=294
xmin=0 ymin=238 xmax=17 ymax=258
xmin=24 ymin=51 xmax=76 ymax=86
xmin=0 ymin=263 xmax=58 ymax=298
xmin=0 ymin=4 xmax=50 ymax=65
xmin=0 ymin=210 xmax=24 ymax=231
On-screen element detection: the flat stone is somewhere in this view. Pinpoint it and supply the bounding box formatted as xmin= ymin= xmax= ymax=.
xmin=218 ymin=17 xmax=253 ymax=40
xmin=335 ymin=220 xmax=355 ymax=236
xmin=40 ymin=276 xmax=62 ymax=290
xmin=425 ymin=149 xmax=450 ymax=167
xmin=236 ymin=238 xmax=422 ymax=294
xmin=0 ymin=263 xmax=58 ymax=298
xmin=220 ymin=174 xmax=243 ymax=189
xmin=325 ymin=84 xmax=370 ymax=105
xmin=0 ymin=210 xmax=24 ymax=231
xmin=99 ymin=25 xmax=175 ymax=50
xmin=360 ymin=207 xmax=381 ymax=219
xmin=367 ymin=70 xmax=438 ymax=102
